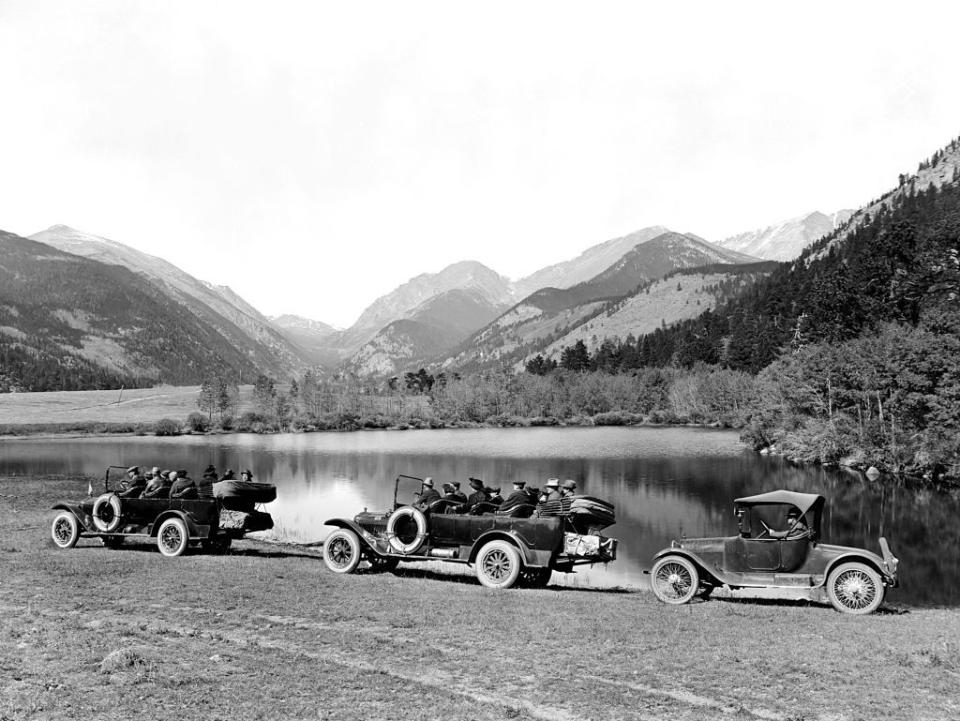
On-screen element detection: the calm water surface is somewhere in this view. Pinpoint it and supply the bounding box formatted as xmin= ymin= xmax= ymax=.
xmin=3 ymin=426 xmax=957 ymax=606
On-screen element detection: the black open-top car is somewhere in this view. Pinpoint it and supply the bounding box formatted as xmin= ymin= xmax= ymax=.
xmin=649 ymin=490 xmax=899 ymax=614
xmin=50 ymin=465 xmax=272 ymax=557
xmin=323 ymin=474 xmax=618 ymax=589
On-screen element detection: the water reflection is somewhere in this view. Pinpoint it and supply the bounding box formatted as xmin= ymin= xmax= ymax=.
xmin=2 ymin=427 xmax=957 ymax=605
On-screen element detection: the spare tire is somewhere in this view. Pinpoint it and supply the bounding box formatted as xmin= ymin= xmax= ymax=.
xmin=385 ymin=506 xmax=428 ymax=554
xmin=92 ymin=493 xmax=122 ymax=532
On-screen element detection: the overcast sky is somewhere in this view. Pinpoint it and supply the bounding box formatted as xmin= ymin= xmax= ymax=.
xmin=2 ymin=1 xmax=960 ymax=328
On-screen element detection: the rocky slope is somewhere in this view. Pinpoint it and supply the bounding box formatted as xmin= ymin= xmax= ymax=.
xmin=718 ymin=211 xmax=853 ymax=261
xmin=0 ymin=230 xmax=263 ymax=389
xmin=441 ymin=233 xmax=760 ymax=373
xmin=30 ymin=225 xmax=309 ymax=377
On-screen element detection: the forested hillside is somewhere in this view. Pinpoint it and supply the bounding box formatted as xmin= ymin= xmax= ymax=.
xmin=0 ymin=231 xmax=261 ymax=391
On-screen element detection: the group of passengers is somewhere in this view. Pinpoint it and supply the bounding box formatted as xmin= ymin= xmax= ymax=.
xmin=415 ymin=476 xmax=578 ymax=515
xmin=115 ymin=465 xmax=256 ymax=501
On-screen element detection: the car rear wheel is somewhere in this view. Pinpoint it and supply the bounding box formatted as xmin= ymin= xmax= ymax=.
xmin=324 ymin=529 xmax=362 ymax=574
xmin=476 ymin=540 xmax=522 ymax=589
xmin=826 ymin=562 xmax=884 ymax=615
xmin=651 ymin=556 xmax=700 ymax=605
xmin=51 ymin=512 xmax=80 ymax=549
xmin=156 ymin=518 xmax=189 ymax=557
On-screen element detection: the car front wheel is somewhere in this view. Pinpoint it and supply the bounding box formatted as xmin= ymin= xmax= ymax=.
xmin=826 ymin=562 xmax=884 ymax=615
xmin=651 ymin=555 xmax=700 ymax=605
xmin=476 ymin=540 xmax=522 ymax=589
xmin=156 ymin=518 xmax=189 ymax=557
xmin=51 ymin=512 xmax=80 ymax=549
xmin=323 ymin=529 xmax=362 ymax=574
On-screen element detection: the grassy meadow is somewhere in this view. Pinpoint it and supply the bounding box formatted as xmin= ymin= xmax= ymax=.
xmin=2 ymin=474 xmax=958 ymax=721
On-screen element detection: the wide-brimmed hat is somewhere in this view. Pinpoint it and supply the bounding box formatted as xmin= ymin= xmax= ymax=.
xmin=422 ymin=478 xmax=434 ymax=488
xmin=242 ymin=469 xmax=254 ymax=478
xmin=562 ymin=479 xmax=577 ymax=490
xmin=452 ymin=481 xmax=461 ymax=489
xmin=468 ymin=478 xmax=484 ymax=490
xmin=545 ymin=478 xmax=560 ymax=488
xmin=512 ymin=480 xmax=526 ymax=488
xmin=442 ymin=482 xmax=454 ymax=492
xmin=126 ymin=466 xmax=139 ymax=474
xmin=160 ymin=469 xmax=171 ymax=479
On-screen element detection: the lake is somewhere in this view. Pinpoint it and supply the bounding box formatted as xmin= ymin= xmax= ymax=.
xmin=2 ymin=426 xmax=957 ymax=606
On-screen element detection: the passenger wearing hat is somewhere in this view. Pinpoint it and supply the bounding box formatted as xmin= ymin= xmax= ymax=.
xmin=197 ymin=464 xmax=217 ymax=499
xmin=219 ymin=468 xmax=236 ymax=481
xmin=449 ymin=481 xmax=467 ymax=504
xmin=117 ymin=465 xmax=147 ymax=498
xmin=241 ymin=469 xmax=255 ymax=481
xmin=540 ymin=478 xmax=562 ymax=503
xmin=456 ymin=477 xmax=488 ymax=514
xmin=486 ymin=487 xmax=503 ymax=506
xmin=142 ymin=470 xmax=173 ymax=499
xmin=501 ymin=480 xmax=532 ymax=513
xmin=561 ymin=479 xmax=578 ymax=498
xmin=416 ymin=477 xmax=441 ymax=508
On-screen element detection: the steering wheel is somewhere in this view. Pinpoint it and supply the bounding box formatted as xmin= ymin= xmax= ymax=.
xmin=757 ymin=519 xmax=773 ymax=539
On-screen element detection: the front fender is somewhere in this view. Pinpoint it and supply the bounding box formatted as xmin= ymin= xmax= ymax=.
xmin=51 ymin=503 xmax=92 ymax=532
xmin=652 ymin=547 xmax=725 ymax=585
xmin=324 ymin=518 xmax=386 ymax=556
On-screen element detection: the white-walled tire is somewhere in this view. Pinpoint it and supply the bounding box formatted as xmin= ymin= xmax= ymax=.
xmin=91 ymin=494 xmax=122 ymax=532
xmin=51 ymin=512 xmax=80 ymax=549
xmin=324 ymin=529 xmax=362 ymax=574
xmin=651 ymin=556 xmax=700 ymax=605
xmin=156 ymin=518 xmax=189 ymax=557
xmin=476 ymin=540 xmax=522 ymax=589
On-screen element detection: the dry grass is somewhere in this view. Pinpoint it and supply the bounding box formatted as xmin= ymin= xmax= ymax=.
xmin=3 ymin=474 xmax=959 ymax=720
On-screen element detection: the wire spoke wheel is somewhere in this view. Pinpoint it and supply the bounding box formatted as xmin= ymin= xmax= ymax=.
xmin=651 ymin=556 xmax=700 ymax=605
xmin=827 ymin=562 xmax=884 ymax=615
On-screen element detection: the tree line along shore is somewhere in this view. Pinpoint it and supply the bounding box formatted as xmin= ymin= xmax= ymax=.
xmin=2 ymin=350 xmax=958 ymax=487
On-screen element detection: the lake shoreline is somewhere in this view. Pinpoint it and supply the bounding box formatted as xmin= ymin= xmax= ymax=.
xmin=3 ymin=474 xmax=957 ymax=720
xmin=3 ymin=418 xmax=956 ymax=488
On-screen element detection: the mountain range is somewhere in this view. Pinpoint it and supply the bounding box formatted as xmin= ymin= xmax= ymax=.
xmin=0 ymin=185 xmax=866 ymax=389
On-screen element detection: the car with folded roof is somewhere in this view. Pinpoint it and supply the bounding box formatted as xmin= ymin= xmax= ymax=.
xmin=50 ymin=465 xmax=275 ymax=557
xmin=322 ymin=474 xmax=618 ymax=589
xmin=648 ymin=490 xmax=899 ymax=614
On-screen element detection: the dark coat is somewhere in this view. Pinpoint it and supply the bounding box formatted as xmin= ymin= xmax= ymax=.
xmin=141 ymin=479 xmax=171 ymax=499
xmin=169 ymin=477 xmax=198 ymax=499
xmin=417 ymin=488 xmax=441 ymax=507
xmin=117 ymin=475 xmax=146 ymax=498
xmin=500 ymin=490 xmax=532 ymax=512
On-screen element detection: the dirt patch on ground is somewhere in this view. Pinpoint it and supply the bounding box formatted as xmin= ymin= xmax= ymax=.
xmin=2 ymin=475 xmax=959 ymax=720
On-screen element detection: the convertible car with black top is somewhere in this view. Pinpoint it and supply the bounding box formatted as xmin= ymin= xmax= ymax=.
xmin=649 ymin=490 xmax=899 ymax=614
xmin=323 ymin=474 xmax=618 ymax=589
xmin=50 ymin=465 xmax=275 ymax=557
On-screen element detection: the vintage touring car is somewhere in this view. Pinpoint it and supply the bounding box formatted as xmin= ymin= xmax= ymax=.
xmin=50 ymin=465 xmax=275 ymax=557
xmin=649 ymin=490 xmax=899 ymax=614
xmin=323 ymin=475 xmax=618 ymax=589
